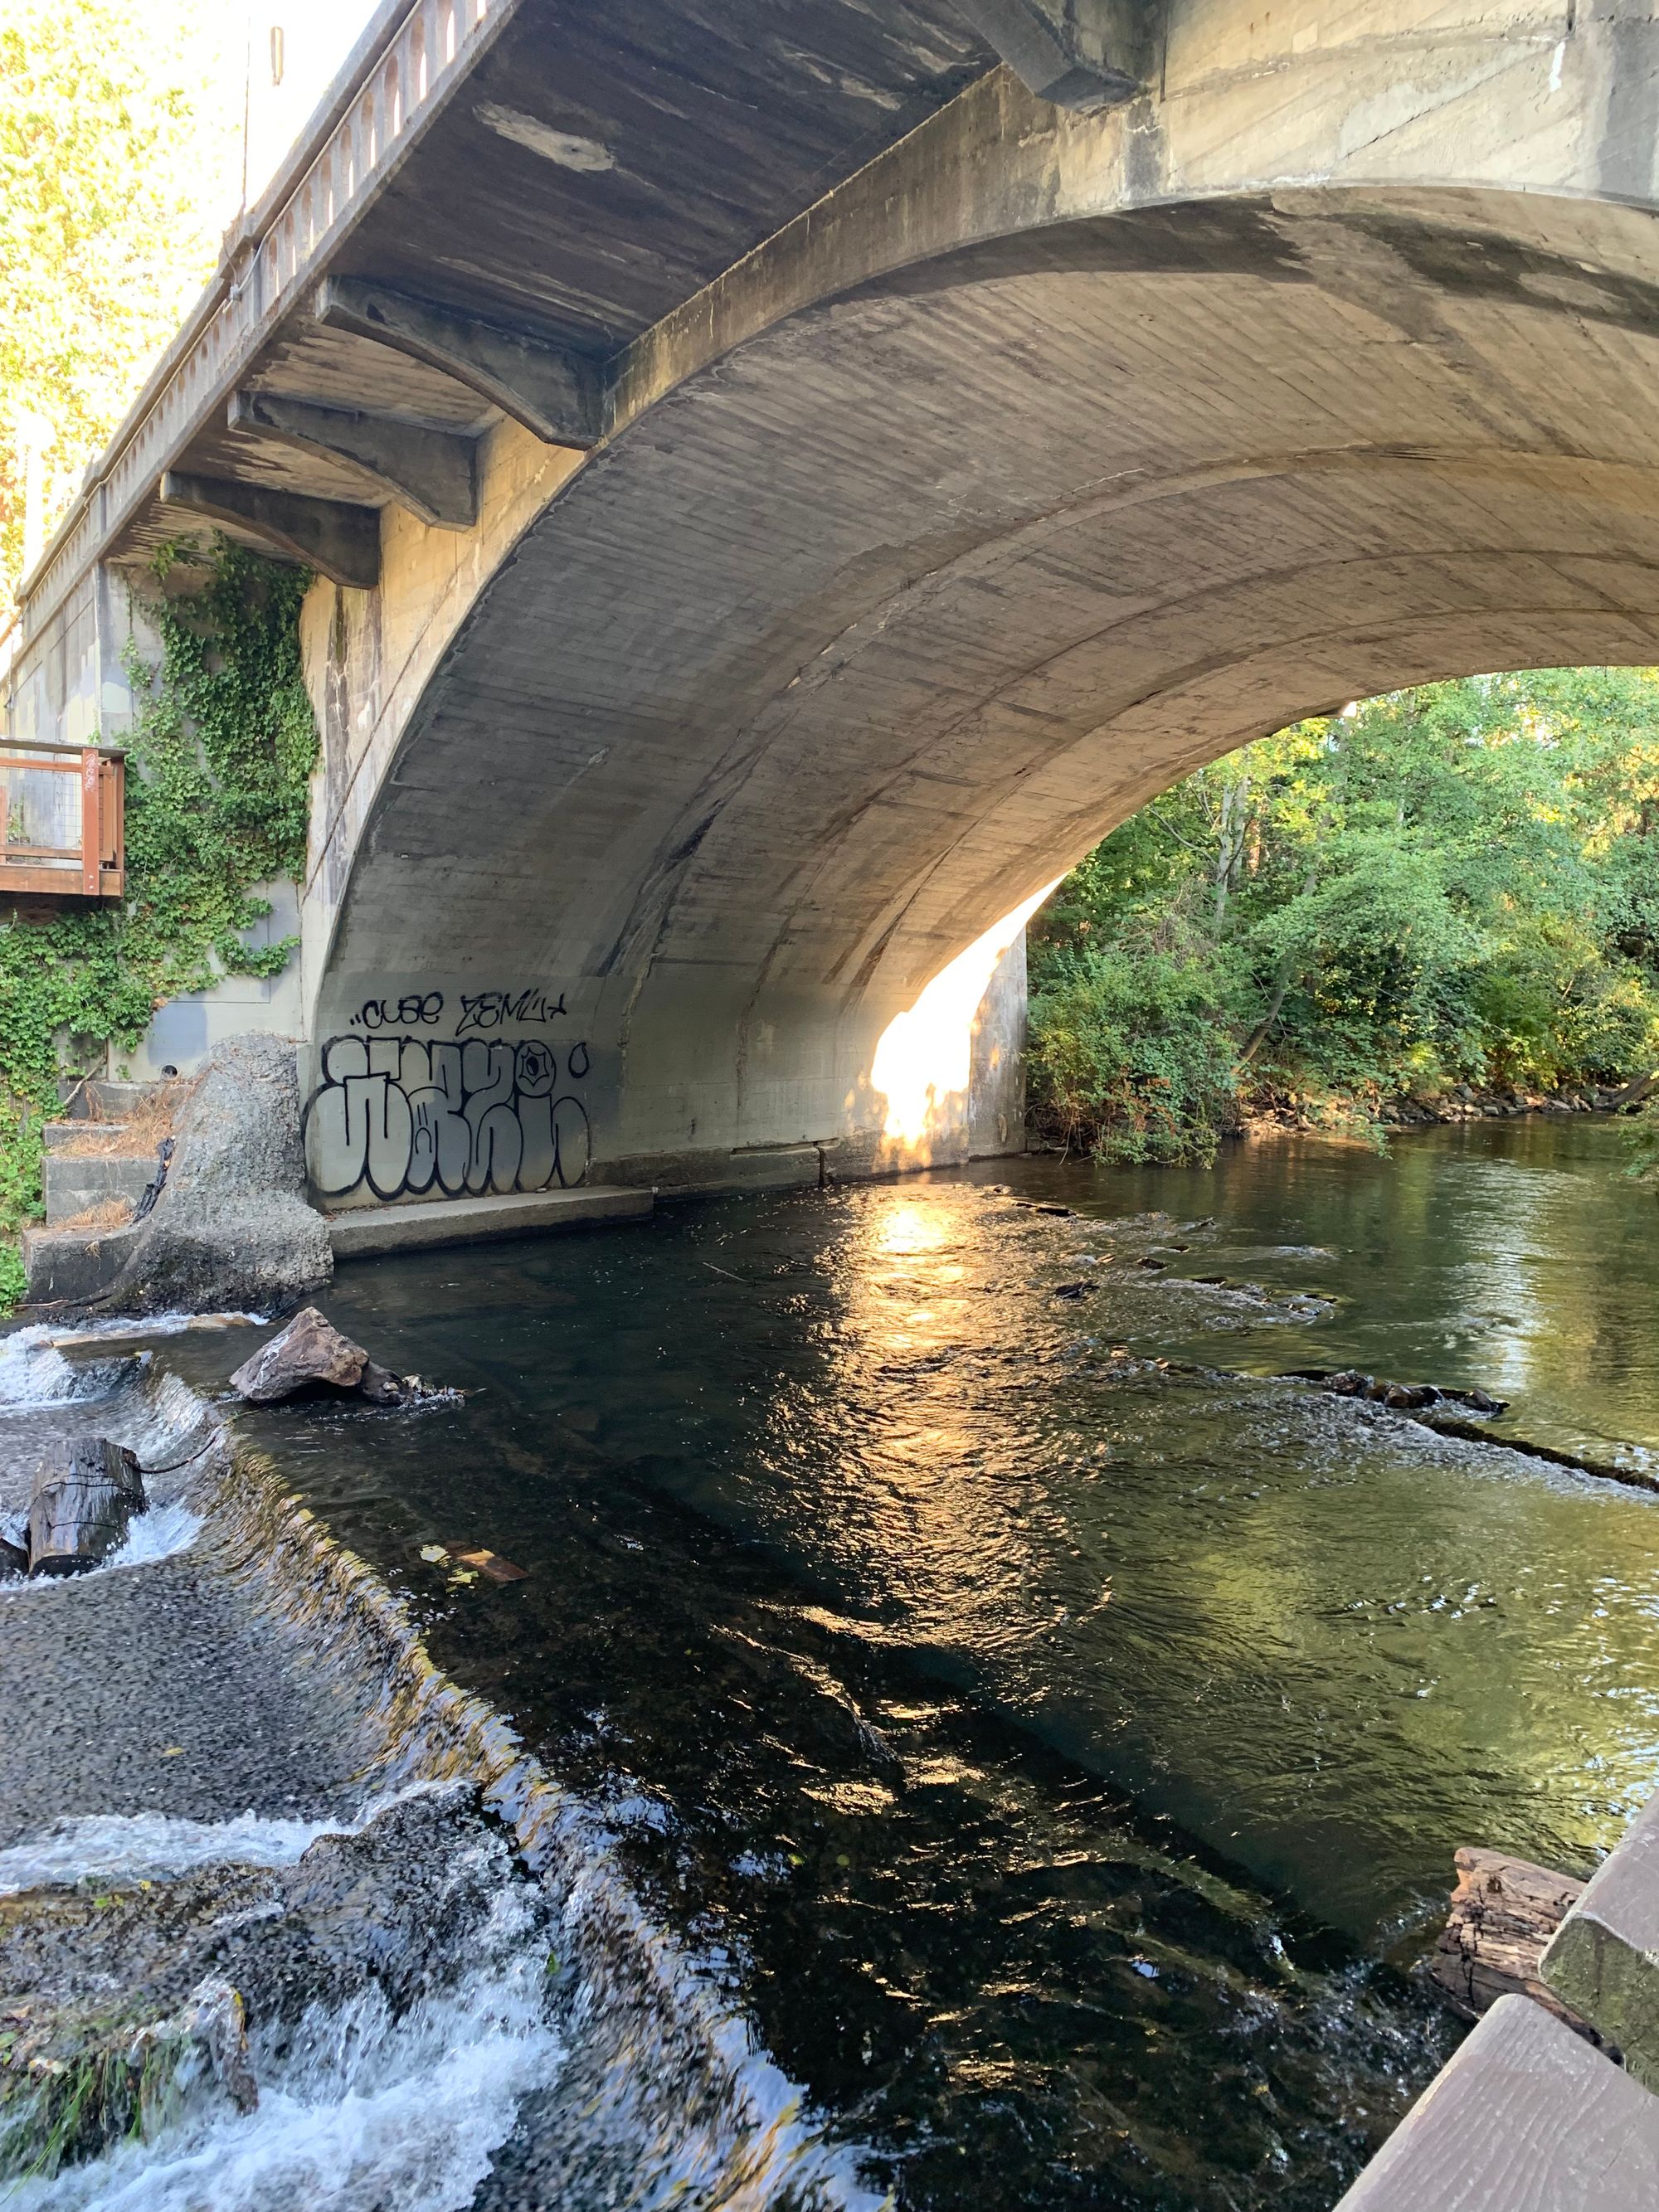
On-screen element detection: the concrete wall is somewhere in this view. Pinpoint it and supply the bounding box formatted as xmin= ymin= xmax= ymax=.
xmin=971 ymin=934 xmax=1028 ymax=1161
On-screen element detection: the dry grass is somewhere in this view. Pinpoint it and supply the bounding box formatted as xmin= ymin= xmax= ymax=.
xmin=53 ymin=1198 xmax=134 ymax=1232
xmin=51 ymin=1082 xmax=187 ymax=1158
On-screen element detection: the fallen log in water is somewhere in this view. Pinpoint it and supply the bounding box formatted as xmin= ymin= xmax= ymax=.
xmin=1418 ymin=1414 xmax=1659 ymax=1495
xmin=1432 ymin=1848 xmax=1594 ymax=2038
xmin=27 ymin=1437 xmax=148 ymax=1576
xmin=1280 ymin=1370 xmax=1659 ymax=1495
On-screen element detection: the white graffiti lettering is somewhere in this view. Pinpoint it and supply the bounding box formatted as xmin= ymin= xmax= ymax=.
xmin=308 ymin=1033 xmax=591 ymax=1201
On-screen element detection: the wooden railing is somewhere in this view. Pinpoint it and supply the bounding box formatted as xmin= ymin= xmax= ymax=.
xmin=0 ymin=742 xmax=124 ymax=900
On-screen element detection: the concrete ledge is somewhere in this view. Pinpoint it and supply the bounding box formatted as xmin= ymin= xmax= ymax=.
xmin=601 ymin=1144 xmax=826 ymax=1194
xmin=1335 ymin=1995 xmax=1659 ymax=2210
xmin=327 ymin=1185 xmax=651 ymax=1258
xmin=42 ymin=1154 xmax=152 ymax=1225
xmin=1544 ymin=1789 xmax=1659 ymax=2087
xmin=22 ymin=1223 xmax=144 ymax=1305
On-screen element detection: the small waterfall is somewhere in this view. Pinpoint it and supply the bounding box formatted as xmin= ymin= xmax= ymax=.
xmin=0 ymin=1341 xmax=874 ymax=2211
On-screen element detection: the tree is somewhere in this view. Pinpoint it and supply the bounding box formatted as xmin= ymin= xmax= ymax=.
xmin=1029 ymin=671 xmax=1659 ymax=1159
xmin=0 ymin=0 xmax=236 ymax=607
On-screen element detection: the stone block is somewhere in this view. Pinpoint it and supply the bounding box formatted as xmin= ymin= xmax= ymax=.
xmin=1543 ymin=1786 xmax=1659 ymax=2088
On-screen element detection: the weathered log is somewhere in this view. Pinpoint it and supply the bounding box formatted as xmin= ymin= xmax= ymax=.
xmin=1432 ymin=1848 xmax=1592 ymax=2035
xmin=27 ymin=1438 xmax=147 ymax=1576
xmin=228 ymin=1306 xmax=368 ymax=1403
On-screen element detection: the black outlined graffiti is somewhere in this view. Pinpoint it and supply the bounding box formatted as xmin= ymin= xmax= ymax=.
xmin=353 ymin=991 xmax=445 ymax=1030
xmin=308 ymin=1034 xmax=591 ymax=1201
xmin=455 ymin=988 xmax=567 ymax=1034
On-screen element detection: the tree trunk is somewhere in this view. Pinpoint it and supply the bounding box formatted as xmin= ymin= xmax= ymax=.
xmin=1431 ymin=1847 xmax=1592 ymax=2035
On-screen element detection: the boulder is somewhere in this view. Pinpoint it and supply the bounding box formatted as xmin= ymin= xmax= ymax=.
xmin=80 ymin=1034 xmax=331 ymax=1316
xmin=27 ymin=1438 xmax=148 ymax=1576
xmin=0 ymin=1531 xmax=27 ymax=1579
xmin=229 ymin=1307 xmax=368 ymax=1403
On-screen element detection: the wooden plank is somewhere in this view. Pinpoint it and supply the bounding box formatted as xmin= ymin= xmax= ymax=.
xmin=1335 ymin=1996 xmax=1659 ymax=2211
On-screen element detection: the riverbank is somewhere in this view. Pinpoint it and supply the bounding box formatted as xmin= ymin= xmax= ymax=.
xmin=1242 ymin=1080 xmax=1641 ymax=1140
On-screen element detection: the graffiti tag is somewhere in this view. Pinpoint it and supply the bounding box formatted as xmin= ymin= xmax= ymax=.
xmin=308 ymin=1034 xmax=591 ymax=1202
xmin=456 ymin=989 xmax=567 ymax=1034
xmin=353 ymin=992 xmax=445 ymax=1030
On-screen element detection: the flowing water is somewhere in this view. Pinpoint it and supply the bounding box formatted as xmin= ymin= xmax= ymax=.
xmin=14 ymin=1114 xmax=1659 ymax=2210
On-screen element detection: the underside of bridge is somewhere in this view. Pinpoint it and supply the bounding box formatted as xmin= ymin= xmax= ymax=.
xmin=15 ymin=0 xmax=1659 ymax=1202
xmin=318 ymin=176 xmax=1659 ymax=1196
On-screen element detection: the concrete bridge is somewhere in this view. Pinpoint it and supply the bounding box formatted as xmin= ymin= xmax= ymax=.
xmin=12 ymin=0 xmax=1659 ymax=1209
xmin=12 ymin=1 xmax=1659 ymax=2195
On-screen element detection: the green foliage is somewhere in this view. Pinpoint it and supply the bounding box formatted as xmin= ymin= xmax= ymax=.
xmin=1029 ymin=671 xmax=1659 ymax=1162
xmin=1029 ymin=908 xmax=1241 ymax=1165
xmin=0 ymin=0 xmax=236 ymax=605
xmin=0 ymin=540 xmax=317 ymax=1304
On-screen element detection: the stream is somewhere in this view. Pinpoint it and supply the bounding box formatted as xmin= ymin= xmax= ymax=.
xmin=11 ymin=1112 xmax=1659 ymax=2209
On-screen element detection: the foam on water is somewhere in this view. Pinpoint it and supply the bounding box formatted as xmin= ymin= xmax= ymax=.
xmin=0 ymin=1781 xmax=451 ymax=1894
xmin=6 ymin=1883 xmax=565 ymax=2212
xmin=0 ymin=1325 xmax=105 ymax=1409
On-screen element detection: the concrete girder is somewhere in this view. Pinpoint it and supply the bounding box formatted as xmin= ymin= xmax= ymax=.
xmin=159 ymin=473 xmax=381 ymax=590
xmin=945 ymin=0 xmax=1147 ymax=110
xmin=313 ymin=279 xmax=606 ymax=448
xmin=228 ymin=392 xmax=479 ymax=529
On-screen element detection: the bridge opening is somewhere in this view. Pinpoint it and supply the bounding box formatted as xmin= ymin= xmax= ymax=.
xmin=859 ymin=664 xmax=1659 ymax=1176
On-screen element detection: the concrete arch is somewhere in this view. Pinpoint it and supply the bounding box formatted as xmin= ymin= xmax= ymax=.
xmin=303 ymin=26 xmax=1659 ymax=1198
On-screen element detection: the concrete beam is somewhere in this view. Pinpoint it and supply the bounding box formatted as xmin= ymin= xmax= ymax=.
xmin=1543 ymin=1787 xmax=1659 ymax=2088
xmin=946 ymin=0 xmax=1146 ymax=111
xmin=159 ymin=472 xmax=381 ymax=589
xmin=228 ymin=391 xmax=478 ymax=528
xmin=313 ymin=278 xmax=606 ymax=447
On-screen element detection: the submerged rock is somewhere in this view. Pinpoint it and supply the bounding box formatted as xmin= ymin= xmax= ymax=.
xmin=26 ymin=1439 xmax=147 ymax=1577
xmin=1290 ymin=1369 xmax=1509 ymax=1417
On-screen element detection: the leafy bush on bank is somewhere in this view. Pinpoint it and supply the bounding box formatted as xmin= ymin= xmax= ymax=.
xmin=1029 ymin=672 xmax=1659 ymax=1164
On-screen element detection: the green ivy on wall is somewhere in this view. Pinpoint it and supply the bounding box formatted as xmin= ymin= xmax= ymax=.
xmin=0 ymin=537 xmax=319 ymax=1307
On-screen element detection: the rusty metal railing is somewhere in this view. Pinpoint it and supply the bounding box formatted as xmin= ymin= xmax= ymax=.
xmin=0 ymin=741 xmax=124 ymax=901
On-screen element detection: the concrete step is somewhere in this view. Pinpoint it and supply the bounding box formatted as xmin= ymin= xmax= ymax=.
xmin=1335 ymin=1993 xmax=1659 ymax=2210
xmin=1543 ymin=1787 xmax=1659 ymax=2085
xmin=326 ymin=1185 xmax=652 ymax=1260
xmin=43 ymin=1120 xmax=129 ymax=1153
xmin=41 ymin=1152 xmax=154 ymax=1226
xmin=22 ymin=1221 xmax=143 ymax=1306
xmin=60 ymin=1077 xmax=166 ymax=1122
